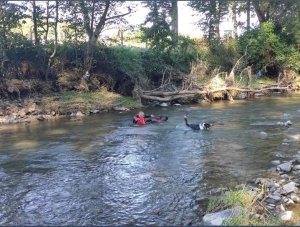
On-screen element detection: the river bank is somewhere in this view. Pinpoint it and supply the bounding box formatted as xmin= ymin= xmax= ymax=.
xmin=1 ymin=77 xmax=299 ymax=125
xmin=0 ymin=89 xmax=142 ymax=125
xmin=202 ymin=146 xmax=300 ymax=225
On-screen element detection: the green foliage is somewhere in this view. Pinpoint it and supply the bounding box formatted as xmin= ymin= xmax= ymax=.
xmin=108 ymin=46 xmax=145 ymax=78
xmin=207 ymin=187 xmax=252 ymax=212
xmin=239 ymin=22 xmax=300 ymax=73
xmin=204 ymin=38 xmax=240 ymax=72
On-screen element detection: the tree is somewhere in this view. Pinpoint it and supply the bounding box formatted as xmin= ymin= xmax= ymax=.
xmin=74 ymin=0 xmax=131 ymax=76
xmin=45 ymin=0 xmax=58 ymax=80
xmin=188 ymin=0 xmax=229 ymax=43
xmin=0 ymin=1 xmax=26 ymax=68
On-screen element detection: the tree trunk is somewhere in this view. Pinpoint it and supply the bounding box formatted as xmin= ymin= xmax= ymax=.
xmin=83 ymin=0 xmax=110 ymax=75
xmin=246 ymin=0 xmax=250 ymax=31
xmin=44 ymin=0 xmax=50 ymax=44
xmin=45 ymin=0 xmax=58 ymax=80
xmin=232 ymin=1 xmax=238 ymax=38
xmin=32 ymin=0 xmax=39 ymax=45
xmin=170 ymin=0 xmax=178 ymax=43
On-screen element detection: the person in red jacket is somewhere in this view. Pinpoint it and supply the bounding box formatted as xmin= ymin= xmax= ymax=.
xmin=133 ymin=111 xmax=147 ymax=125
xmin=133 ymin=112 xmax=168 ymax=125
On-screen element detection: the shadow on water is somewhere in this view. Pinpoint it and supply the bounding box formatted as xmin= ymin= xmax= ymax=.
xmin=2 ymin=94 xmax=300 ymax=225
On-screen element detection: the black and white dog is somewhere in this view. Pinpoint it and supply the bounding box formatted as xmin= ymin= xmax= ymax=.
xmin=184 ymin=115 xmax=211 ymax=130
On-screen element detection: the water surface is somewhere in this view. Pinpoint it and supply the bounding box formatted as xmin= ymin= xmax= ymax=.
xmin=1 ymin=94 xmax=300 ymax=225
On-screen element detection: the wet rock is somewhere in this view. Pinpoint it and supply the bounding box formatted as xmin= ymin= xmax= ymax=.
xmin=237 ymin=93 xmax=247 ymax=99
xmin=173 ymin=103 xmax=181 ymax=106
xmin=259 ymin=131 xmax=268 ymax=139
xmin=287 ymin=134 xmax=300 ymax=142
xmin=90 ymin=109 xmax=100 ymax=114
xmin=280 ymin=211 xmax=293 ymax=221
xmin=274 ymin=152 xmax=285 ymax=158
xmin=271 ymin=160 xmax=281 ymax=165
xmin=282 ymin=182 xmax=298 ymax=195
xmin=37 ymin=115 xmax=45 ymax=121
xmin=202 ymin=207 xmax=244 ymax=226
xmin=160 ymin=103 xmax=168 ymax=107
xmin=277 ymin=162 xmax=293 ymax=173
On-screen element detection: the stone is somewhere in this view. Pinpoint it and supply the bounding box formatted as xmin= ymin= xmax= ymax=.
xmin=90 ymin=109 xmax=100 ymax=114
xmin=271 ymin=160 xmax=281 ymax=165
xmin=282 ymin=182 xmax=298 ymax=195
xmin=280 ymin=211 xmax=293 ymax=221
xmin=259 ymin=131 xmax=268 ymax=139
xmin=290 ymin=194 xmax=300 ymax=203
xmin=201 ymin=207 xmax=244 ymax=226
xmin=293 ymin=165 xmax=300 ymax=170
xmin=37 ymin=115 xmax=45 ymax=121
xmin=76 ymin=111 xmax=84 ymax=117
xmin=18 ymin=108 xmax=27 ymax=118
xmin=274 ymin=152 xmax=285 ymax=158
xmin=113 ymin=106 xmax=129 ymax=111
xmin=173 ymin=103 xmax=181 ymax=106
xmin=237 ymin=93 xmax=247 ymax=99
xmin=267 ymin=194 xmax=281 ymax=202
xmin=277 ymin=162 xmax=293 ymax=173
xmin=51 ymin=111 xmax=56 ymax=116
xmin=160 ymin=103 xmax=168 ymax=107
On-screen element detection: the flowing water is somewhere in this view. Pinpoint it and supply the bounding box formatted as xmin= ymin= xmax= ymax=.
xmin=1 ymin=94 xmax=300 ymax=225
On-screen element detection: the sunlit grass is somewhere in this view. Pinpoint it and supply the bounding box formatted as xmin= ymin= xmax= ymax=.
xmin=41 ymin=89 xmax=141 ymax=114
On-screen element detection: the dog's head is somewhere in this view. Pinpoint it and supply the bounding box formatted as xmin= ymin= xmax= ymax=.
xmin=204 ymin=123 xmax=211 ymax=129
xmin=199 ymin=123 xmax=211 ymax=130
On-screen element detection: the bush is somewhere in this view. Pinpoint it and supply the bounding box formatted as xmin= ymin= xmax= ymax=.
xmin=239 ymin=22 xmax=300 ymax=74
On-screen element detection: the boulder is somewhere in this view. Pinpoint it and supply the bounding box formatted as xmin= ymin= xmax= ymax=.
xmin=293 ymin=165 xmax=300 ymax=170
xmin=173 ymin=103 xmax=181 ymax=106
xmin=277 ymin=162 xmax=293 ymax=173
xmin=201 ymin=207 xmax=243 ymax=226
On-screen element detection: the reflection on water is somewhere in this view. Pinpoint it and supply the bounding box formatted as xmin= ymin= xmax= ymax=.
xmin=1 ymin=94 xmax=300 ymax=225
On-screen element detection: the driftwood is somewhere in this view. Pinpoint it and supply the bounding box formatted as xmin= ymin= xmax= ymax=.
xmin=140 ymin=85 xmax=292 ymax=102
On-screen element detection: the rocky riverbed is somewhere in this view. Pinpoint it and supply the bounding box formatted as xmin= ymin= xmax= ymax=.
xmin=0 ymin=95 xmax=136 ymax=125
xmin=202 ymin=150 xmax=300 ymax=226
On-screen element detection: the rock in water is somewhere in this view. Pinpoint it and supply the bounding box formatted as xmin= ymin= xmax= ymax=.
xmin=259 ymin=131 xmax=268 ymax=139
xmin=160 ymin=103 xmax=168 ymax=107
xmin=201 ymin=207 xmax=243 ymax=226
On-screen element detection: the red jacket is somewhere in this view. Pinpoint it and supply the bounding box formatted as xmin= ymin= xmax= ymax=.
xmin=133 ymin=115 xmax=146 ymax=125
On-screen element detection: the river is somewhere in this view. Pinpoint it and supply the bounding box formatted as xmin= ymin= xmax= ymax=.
xmin=1 ymin=94 xmax=300 ymax=225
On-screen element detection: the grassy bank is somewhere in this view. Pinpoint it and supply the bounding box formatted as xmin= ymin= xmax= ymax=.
xmin=40 ymin=89 xmax=142 ymax=115
xmin=207 ymin=187 xmax=287 ymax=226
